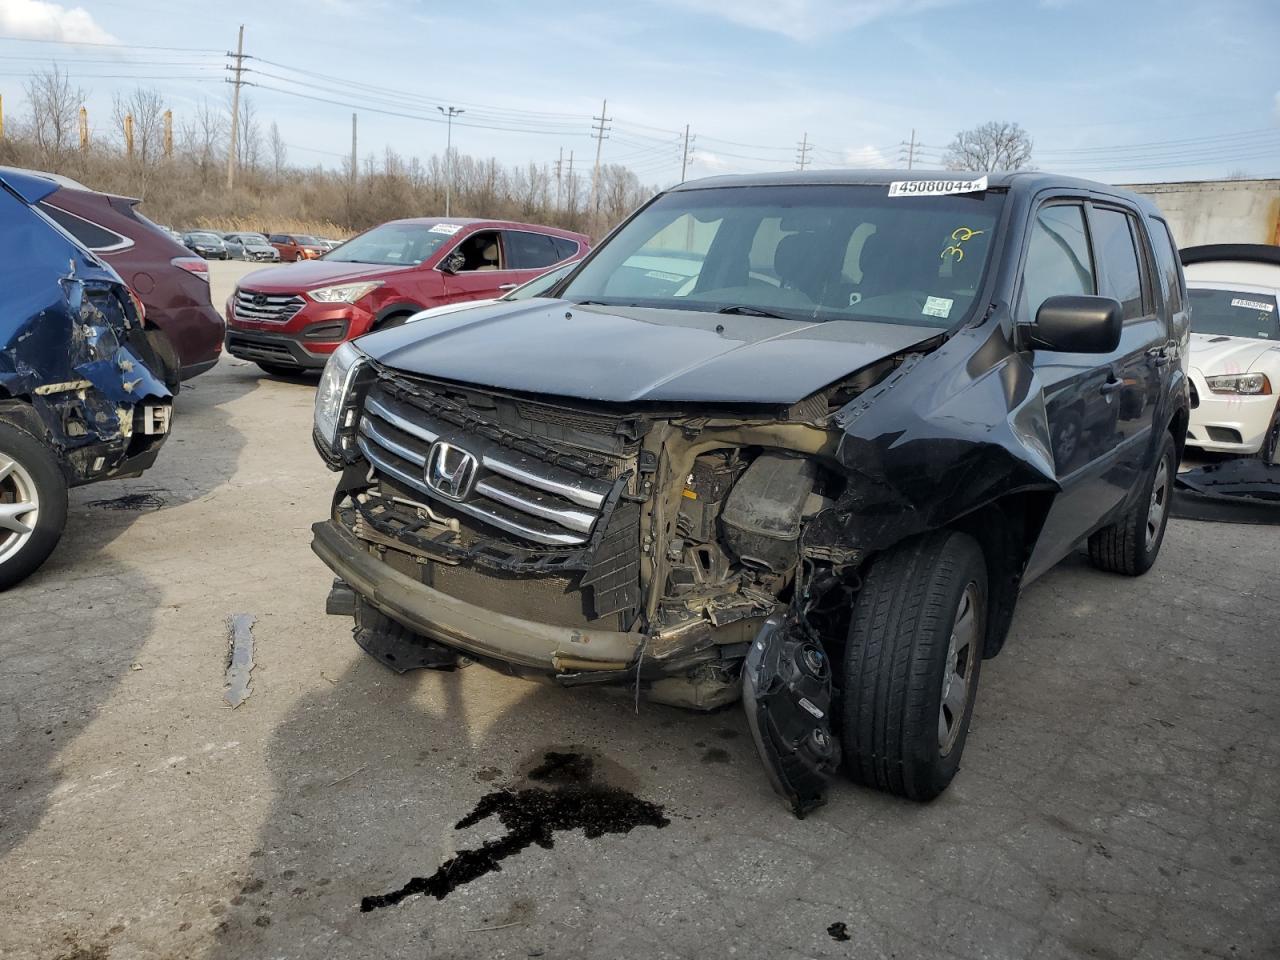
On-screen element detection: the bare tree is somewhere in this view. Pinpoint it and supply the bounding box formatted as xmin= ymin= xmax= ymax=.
xmin=179 ymin=98 xmax=226 ymax=184
xmin=943 ymin=121 xmax=1033 ymax=171
xmin=111 ymin=87 xmax=166 ymax=164
xmin=24 ymin=65 xmax=85 ymax=157
xmin=234 ymin=95 xmax=262 ymax=171
xmin=268 ymin=121 xmax=287 ymax=176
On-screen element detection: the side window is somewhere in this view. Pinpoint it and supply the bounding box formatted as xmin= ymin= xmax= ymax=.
xmin=504 ymin=231 xmax=560 ymax=270
xmin=1151 ymin=218 xmax=1184 ymax=313
xmin=552 ymin=237 xmax=580 ymax=262
xmin=37 ymin=202 xmax=129 ymax=251
xmin=1091 ymin=207 xmax=1145 ymax=321
xmin=269 ymin=234 xmax=286 ymax=244
xmin=1020 ymin=203 xmax=1094 ymax=320
xmin=452 ymin=230 xmax=503 ymax=271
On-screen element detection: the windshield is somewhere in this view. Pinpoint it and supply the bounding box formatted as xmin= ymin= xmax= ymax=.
xmin=238 ymin=233 xmax=269 ymax=244
xmin=1189 ymin=287 xmax=1279 ymax=340
xmin=321 ymin=222 xmax=451 ymax=266
xmin=561 ymin=184 xmax=1003 ymax=328
xmin=189 ymin=233 xmax=221 ymax=243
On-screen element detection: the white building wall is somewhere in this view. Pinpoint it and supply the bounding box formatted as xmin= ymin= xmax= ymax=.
xmin=1121 ymin=179 xmax=1280 ymax=248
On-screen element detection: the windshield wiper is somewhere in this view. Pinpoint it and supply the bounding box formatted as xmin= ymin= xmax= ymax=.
xmin=717 ymin=304 xmax=789 ymax=320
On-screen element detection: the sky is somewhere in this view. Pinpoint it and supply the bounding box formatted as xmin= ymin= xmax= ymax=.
xmin=0 ymin=0 xmax=1277 ymax=186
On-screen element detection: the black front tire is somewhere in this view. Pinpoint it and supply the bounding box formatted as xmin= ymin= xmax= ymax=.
xmin=841 ymin=530 xmax=987 ymax=801
xmin=0 ymin=421 xmax=69 ymax=590
xmin=1253 ymin=403 xmax=1280 ymax=464
xmin=1088 ymin=431 xmax=1176 ymax=576
xmin=256 ymin=362 xmax=304 ymax=378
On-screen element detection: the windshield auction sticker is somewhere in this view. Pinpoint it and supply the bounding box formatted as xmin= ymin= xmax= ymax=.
xmin=429 ymin=223 xmax=463 ymax=235
xmin=923 ymin=296 xmax=954 ymax=318
xmin=889 ymin=176 xmax=989 ymax=197
xmin=1230 ymin=298 xmax=1274 ymax=312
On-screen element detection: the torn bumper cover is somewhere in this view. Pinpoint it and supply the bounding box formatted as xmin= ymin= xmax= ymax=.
xmin=312 ymin=518 xmax=648 ymax=672
xmin=1172 ymin=459 xmax=1280 ymax=525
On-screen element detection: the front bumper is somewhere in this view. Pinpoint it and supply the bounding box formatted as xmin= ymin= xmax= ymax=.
xmin=1186 ymin=369 xmax=1277 ymax=454
xmin=225 ymin=329 xmax=332 ymax=369
xmin=310 ymin=517 xmax=645 ymax=671
xmin=224 ymin=295 xmax=367 ymax=367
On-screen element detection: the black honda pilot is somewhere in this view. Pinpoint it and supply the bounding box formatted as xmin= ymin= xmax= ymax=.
xmin=310 ymin=171 xmax=1189 ymax=816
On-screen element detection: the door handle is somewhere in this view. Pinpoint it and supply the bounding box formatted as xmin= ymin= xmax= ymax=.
xmin=497 ymin=283 xmax=518 ymax=291
xmin=1100 ymin=377 xmax=1125 ymax=396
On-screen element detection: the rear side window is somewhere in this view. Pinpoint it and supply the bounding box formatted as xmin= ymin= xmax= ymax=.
xmin=1091 ymin=207 xmax=1145 ymax=321
xmin=269 ymin=234 xmax=287 ymax=243
xmin=552 ymin=237 xmax=579 ymax=261
xmin=504 ymin=230 xmax=561 ymax=269
xmin=38 ymin=202 xmax=131 ymax=252
xmin=1021 ymin=203 xmax=1094 ymax=320
xmin=1150 ymin=218 xmax=1184 ymax=313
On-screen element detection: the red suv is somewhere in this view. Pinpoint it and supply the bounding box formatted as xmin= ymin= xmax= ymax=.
xmin=225 ymin=218 xmax=589 ymax=374
xmin=8 ymin=167 xmax=225 ymax=379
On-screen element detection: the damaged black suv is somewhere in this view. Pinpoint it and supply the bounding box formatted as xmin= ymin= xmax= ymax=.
xmin=311 ymin=171 xmax=1189 ymax=815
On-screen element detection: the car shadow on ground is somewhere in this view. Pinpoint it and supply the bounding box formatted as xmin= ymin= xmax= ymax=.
xmin=0 ymin=364 xmax=256 ymax=861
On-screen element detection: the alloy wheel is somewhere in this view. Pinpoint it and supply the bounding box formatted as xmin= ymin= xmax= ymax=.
xmin=0 ymin=453 xmax=40 ymax=566
xmin=939 ymin=582 xmax=981 ymax=756
xmin=1145 ymin=457 xmax=1169 ymax=551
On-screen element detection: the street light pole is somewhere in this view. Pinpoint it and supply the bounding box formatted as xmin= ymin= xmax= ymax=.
xmin=438 ymin=106 xmax=464 ymax=217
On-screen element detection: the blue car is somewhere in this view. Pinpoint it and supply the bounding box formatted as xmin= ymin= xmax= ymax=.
xmin=0 ymin=169 xmax=177 ymax=588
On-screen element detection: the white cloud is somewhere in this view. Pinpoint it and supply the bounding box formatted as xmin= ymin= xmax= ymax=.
xmin=841 ymin=145 xmax=892 ymax=167
xmin=672 ymin=0 xmax=960 ymax=41
xmin=0 ymin=0 xmax=117 ymax=44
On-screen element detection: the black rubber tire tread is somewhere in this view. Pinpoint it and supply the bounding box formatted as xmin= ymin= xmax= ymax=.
xmin=841 ymin=530 xmax=986 ymax=801
xmin=0 ymin=420 xmax=69 ymax=591
xmin=1087 ymin=431 xmax=1176 ymax=576
xmin=1252 ymin=402 xmax=1280 ymax=464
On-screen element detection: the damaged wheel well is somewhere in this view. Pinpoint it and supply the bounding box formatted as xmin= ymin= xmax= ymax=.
xmin=948 ymin=491 xmax=1053 ymax=659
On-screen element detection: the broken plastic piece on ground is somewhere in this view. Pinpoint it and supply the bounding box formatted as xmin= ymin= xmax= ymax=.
xmin=224 ymin=613 xmax=256 ymax=708
xmin=742 ymin=614 xmax=838 ymax=818
xmin=1172 ymin=459 xmax=1280 ymax=524
xmin=828 ymin=921 xmax=852 ymax=942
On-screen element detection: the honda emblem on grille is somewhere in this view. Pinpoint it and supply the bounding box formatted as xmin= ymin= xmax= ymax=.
xmin=424 ymin=441 xmax=478 ymax=500
xmin=252 ymin=293 xmax=268 ymax=307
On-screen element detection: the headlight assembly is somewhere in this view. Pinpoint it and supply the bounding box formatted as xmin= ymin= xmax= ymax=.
xmin=308 ymin=281 xmax=384 ymax=304
xmin=1205 ymin=373 xmax=1271 ymax=395
xmin=314 ymin=341 xmax=366 ymax=454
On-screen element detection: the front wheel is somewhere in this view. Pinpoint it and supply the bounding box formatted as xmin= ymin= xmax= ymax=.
xmin=0 ymin=421 xmax=69 ymax=590
xmin=841 ymin=530 xmax=987 ymax=801
xmin=1088 ymin=431 xmax=1176 ymax=576
xmin=256 ymin=362 xmax=304 ymax=378
xmin=1253 ymin=403 xmax=1280 ymax=464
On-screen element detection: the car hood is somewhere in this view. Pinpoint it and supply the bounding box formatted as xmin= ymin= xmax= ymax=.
xmin=240 ymin=260 xmax=410 ymax=292
xmin=1190 ymin=332 xmax=1280 ymax=375
xmin=356 ymin=299 xmax=940 ymax=404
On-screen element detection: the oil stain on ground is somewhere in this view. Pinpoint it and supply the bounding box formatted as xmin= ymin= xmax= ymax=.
xmin=85 ymin=491 xmax=166 ymax=511
xmin=361 ymin=750 xmax=669 ymax=912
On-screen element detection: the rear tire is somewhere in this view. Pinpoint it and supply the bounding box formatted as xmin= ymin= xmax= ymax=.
xmin=841 ymin=530 xmax=987 ymax=801
xmin=0 ymin=421 xmax=69 ymax=590
xmin=1088 ymin=431 xmax=1176 ymax=576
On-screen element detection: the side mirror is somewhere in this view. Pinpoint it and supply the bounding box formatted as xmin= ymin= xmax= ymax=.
xmin=1028 ymin=295 xmax=1123 ymax=353
xmin=439 ymin=251 xmax=466 ymax=275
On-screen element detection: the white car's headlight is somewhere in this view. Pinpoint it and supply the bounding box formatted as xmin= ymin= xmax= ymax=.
xmin=308 ymin=281 xmax=384 ymax=304
xmin=314 ymin=341 xmax=365 ymax=453
xmin=1205 ymin=373 xmax=1271 ymax=395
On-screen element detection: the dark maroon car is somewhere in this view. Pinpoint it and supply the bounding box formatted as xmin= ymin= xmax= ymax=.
xmin=10 ymin=168 xmax=225 ymax=380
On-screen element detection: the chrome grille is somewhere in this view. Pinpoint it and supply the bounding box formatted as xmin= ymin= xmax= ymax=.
xmin=356 ymin=389 xmax=614 ymax=547
xmin=234 ymin=288 xmax=304 ymax=323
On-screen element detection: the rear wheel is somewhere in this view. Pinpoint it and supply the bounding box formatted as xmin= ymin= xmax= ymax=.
xmin=841 ymin=530 xmax=987 ymax=801
xmin=0 ymin=421 xmax=69 ymax=590
xmin=1088 ymin=431 xmax=1176 ymax=576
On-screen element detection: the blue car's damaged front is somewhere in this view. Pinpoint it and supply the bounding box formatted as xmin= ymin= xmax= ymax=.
xmin=0 ymin=169 xmax=176 ymax=587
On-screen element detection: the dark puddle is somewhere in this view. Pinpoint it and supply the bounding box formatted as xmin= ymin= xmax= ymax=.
xmin=361 ymin=750 xmax=669 ymax=912
xmin=827 ymin=921 xmax=851 ymax=942
xmin=701 ymin=747 xmax=731 ymax=764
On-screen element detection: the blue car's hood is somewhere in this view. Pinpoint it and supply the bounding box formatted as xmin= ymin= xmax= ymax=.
xmin=355 ymin=299 xmax=940 ymax=405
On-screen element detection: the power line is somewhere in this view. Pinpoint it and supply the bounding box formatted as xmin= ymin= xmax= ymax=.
xmin=0 ymin=35 xmax=221 ymax=53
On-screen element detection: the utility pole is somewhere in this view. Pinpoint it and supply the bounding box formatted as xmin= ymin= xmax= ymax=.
xmin=225 ymin=24 xmax=245 ymax=191
xmin=163 ymin=109 xmax=173 ymax=160
xmin=124 ymin=114 xmax=135 ymax=161
xmin=0 ymin=94 xmax=4 ymax=141
xmin=79 ymin=106 xmax=88 ymax=151
xmin=566 ymin=150 xmax=576 ymax=221
xmin=554 ymin=146 xmax=563 ymax=211
xmin=680 ymin=124 xmax=693 ymax=182
xmin=900 ymin=129 xmax=918 ymax=169
xmin=588 ymin=98 xmax=611 ymax=219
xmin=795 ymin=132 xmax=812 ymax=171
xmin=438 ymin=105 xmax=464 ymax=217
xmin=350 ymin=112 xmax=357 ymax=188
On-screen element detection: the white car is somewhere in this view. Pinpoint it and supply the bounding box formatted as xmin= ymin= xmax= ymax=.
xmin=1182 ymin=244 xmax=1280 ymax=463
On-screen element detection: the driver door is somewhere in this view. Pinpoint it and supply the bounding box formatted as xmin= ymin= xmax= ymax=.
xmin=439 ymin=229 xmax=524 ymax=304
